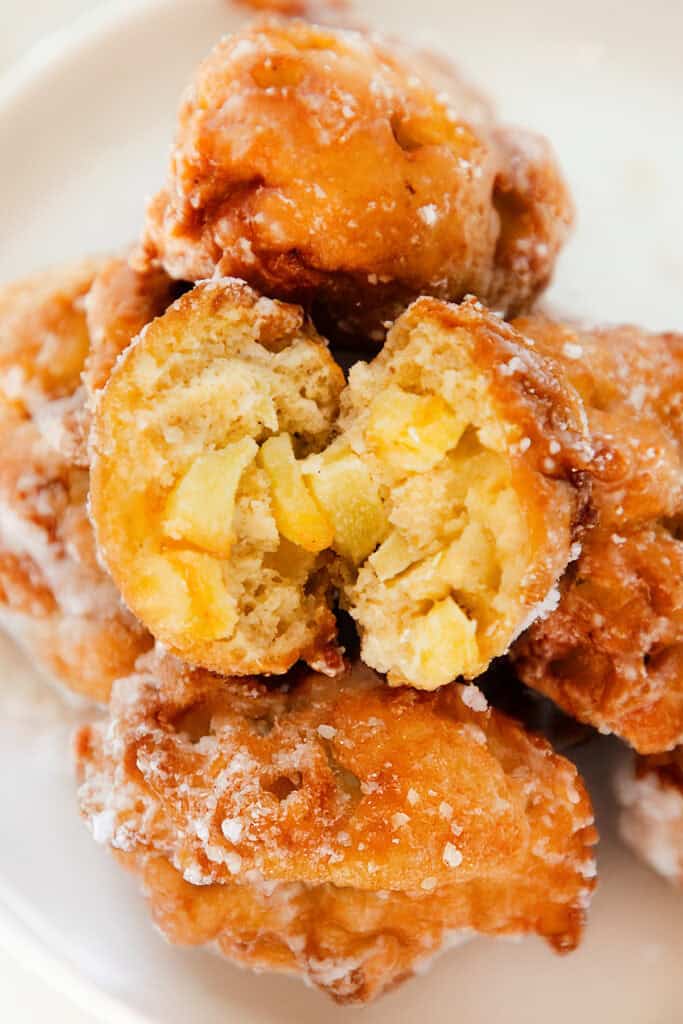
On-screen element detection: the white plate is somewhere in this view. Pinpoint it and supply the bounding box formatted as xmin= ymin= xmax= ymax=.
xmin=0 ymin=1 xmax=682 ymax=1021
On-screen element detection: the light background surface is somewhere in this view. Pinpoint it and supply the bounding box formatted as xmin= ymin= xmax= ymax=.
xmin=0 ymin=9 xmax=99 ymax=1022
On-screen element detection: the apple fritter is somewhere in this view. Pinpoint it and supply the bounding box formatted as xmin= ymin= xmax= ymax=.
xmin=135 ymin=19 xmax=572 ymax=341
xmin=0 ymin=260 xmax=153 ymax=702
xmin=617 ymin=748 xmax=683 ymax=885
xmin=90 ymin=284 xmax=590 ymax=685
xmin=75 ymin=654 xmax=597 ymax=1004
xmin=511 ymin=317 xmax=683 ymax=753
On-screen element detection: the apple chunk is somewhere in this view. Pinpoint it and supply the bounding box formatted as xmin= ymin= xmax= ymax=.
xmin=259 ymin=433 xmax=334 ymax=553
xmin=303 ymin=443 xmax=389 ymax=564
xmin=138 ymin=551 xmax=238 ymax=642
xmin=163 ymin=438 xmax=258 ymax=556
xmin=365 ymin=386 xmax=466 ymax=473
xmin=406 ymin=596 xmax=479 ymax=686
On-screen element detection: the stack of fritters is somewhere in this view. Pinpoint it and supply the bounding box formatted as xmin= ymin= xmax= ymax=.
xmin=1 ymin=14 xmax=681 ymax=1006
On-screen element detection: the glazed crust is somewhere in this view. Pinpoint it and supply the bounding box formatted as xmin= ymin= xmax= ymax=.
xmin=617 ymin=749 xmax=683 ymax=885
xmin=84 ymin=255 xmax=181 ymax=396
xmin=90 ymin=278 xmax=344 ymax=677
xmin=0 ymin=261 xmax=153 ymax=702
xmin=135 ymin=19 xmax=572 ymax=340
xmin=75 ymin=654 xmax=597 ymax=1003
xmin=511 ymin=318 xmax=683 ymax=753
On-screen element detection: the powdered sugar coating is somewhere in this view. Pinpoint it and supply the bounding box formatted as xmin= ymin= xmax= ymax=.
xmin=76 ymin=653 xmax=597 ymax=1003
xmin=512 ymin=316 xmax=683 ymax=753
xmin=617 ymin=750 xmax=683 ymax=883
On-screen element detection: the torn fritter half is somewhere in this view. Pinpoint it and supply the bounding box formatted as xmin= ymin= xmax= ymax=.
xmin=90 ymin=282 xmax=590 ymax=684
xmin=511 ymin=317 xmax=683 ymax=753
xmin=0 ymin=259 xmax=158 ymax=702
xmin=89 ymin=278 xmax=345 ymax=677
xmin=135 ymin=18 xmax=573 ymax=341
xmin=334 ymin=296 xmax=590 ymax=688
xmin=75 ymin=654 xmax=597 ymax=1004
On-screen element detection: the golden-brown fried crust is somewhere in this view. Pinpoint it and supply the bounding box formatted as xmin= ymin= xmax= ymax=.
xmin=134 ymin=19 xmax=572 ymax=340
xmin=0 ymin=262 xmax=154 ymax=702
xmin=617 ymin=748 xmax=683 ymax=885
xmin=511 ymin=317 xmax=683 ymax=752
xmin=76 ymin=654 xmax=597 ymax=1003
xmin=84 ymin=255 xmax=181 ymax=395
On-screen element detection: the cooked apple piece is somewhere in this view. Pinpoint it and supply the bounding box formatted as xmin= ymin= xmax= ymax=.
xmin=365 ymin=386 xmax=466 ymax=473
xmin=440 ymin=521 xmax=499 ymax=592
xmin=302 ymin=442 xmax=389 ymax=564
xmin=138 ymin=551 xmax=237 ymax=641
xmin=259 ymin=433 xmax=334 ymax=553
xmin=367 ymin=530 xmax=417 ymax=581
xmin=407 ymin=596 xmax=479 ymax=686
xmin=137 ymin=554 xmax=194 ymax=633
xmin=162 ymin=438 xmax=259 ymax=556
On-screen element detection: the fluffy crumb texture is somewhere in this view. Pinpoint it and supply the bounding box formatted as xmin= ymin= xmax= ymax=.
xmin=336 ymin=297 xmax=591 ymax=688
xmin=75 ymin=653 xmax=597 ymax=1004
xmin=0 ymin=261 xmax=152 ymax=702
xmin=616 ymin=749 xmax=683 ymax=885
xmin=511 ymin=318 xmax=683 ymax=753
xmin=90 ymin=278 xmax=345 ymax=677
xmin=135 ymin=18 xmax=572 ymax=340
